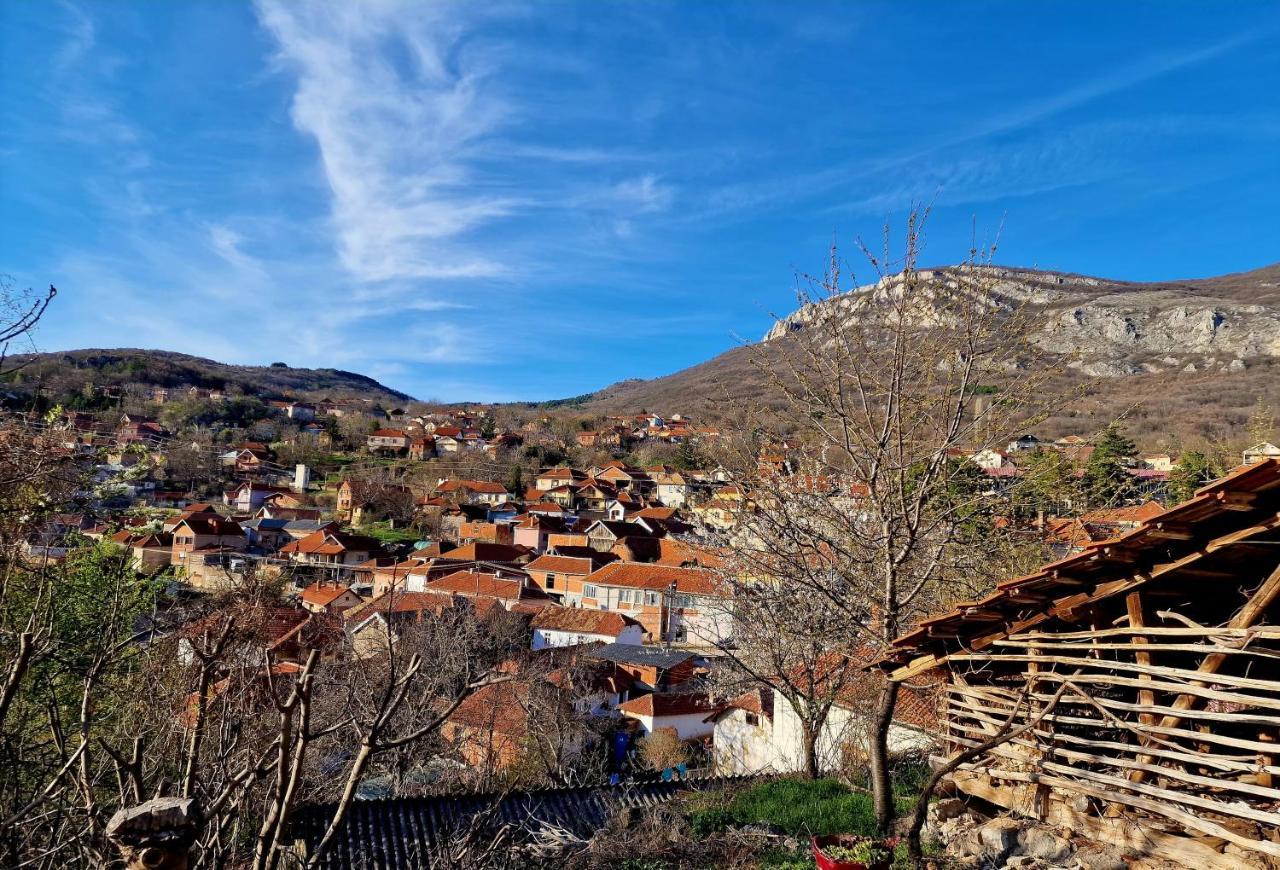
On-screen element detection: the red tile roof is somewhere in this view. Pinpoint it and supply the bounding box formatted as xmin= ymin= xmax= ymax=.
xmin=616 ymin=692 xmax=716 ymax=718
xmin=525 ymin=555 xmax=595 ymax=575
xmin=301 ymin=581 xmax=358 ymax=608
xmin=174 ymin=515 xmax=245 ymax=537
xmin=426 ymin=571 xmax=533 ymax=601
xmin=531 ymin=607 xmax=639 ymax=636
xmin=585 ymin=562 xmax=726 ymax=597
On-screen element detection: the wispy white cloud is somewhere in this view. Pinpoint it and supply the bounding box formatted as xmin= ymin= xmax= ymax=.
xmin=254 ymin=0 xmax=520 ymax=283
xmin=611 ymin=174 xmax=675 ymax=213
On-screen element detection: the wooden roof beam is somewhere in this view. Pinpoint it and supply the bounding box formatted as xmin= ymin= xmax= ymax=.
xmin=1216 ymin=491 xmax=1259 ymax=512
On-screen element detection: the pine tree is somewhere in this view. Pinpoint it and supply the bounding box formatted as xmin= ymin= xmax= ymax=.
xmin=1082 ymin=424 xmax=1138 ymax=508
xmin=1167 ymin=450 xmax=1220 ymax=504
xmin=1019 ymin=447 xmax=1079 ymax=516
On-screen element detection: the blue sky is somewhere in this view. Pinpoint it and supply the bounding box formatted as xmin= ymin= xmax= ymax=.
xmin=3 ymin=2 xmax=1279 ymax=402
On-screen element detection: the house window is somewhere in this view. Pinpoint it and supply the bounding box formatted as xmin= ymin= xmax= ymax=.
xmin=584 ymin=584 xmax=598 ymax=599
xmin=619 ymin=589 xmax=632 ymax=604
xmin=645 ymin=591 xmax=660 ymax=606
xmin=675 ymin=594 xmax=693 ymax=609
xmin=546 ymin=573 xmax=556 ymax=590
xmin=745 ymin=712 xmax=760 ymax=727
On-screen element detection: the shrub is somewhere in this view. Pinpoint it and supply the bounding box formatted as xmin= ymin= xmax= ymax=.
xmin=637 ymin=730 xmax=689 ymax=772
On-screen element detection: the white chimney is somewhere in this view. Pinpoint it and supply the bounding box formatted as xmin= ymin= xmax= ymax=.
xmin=293 ymin=464 xmax=310 ymax=493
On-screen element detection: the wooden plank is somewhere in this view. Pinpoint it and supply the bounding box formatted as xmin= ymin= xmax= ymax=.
xmin=956 ymin=763 xmax=1280 ymax=858
xmin=1126 ymin=590 xmax=1156 ymax=724
xmin=947 ymin=732 xmax=1280 ymax=803
xmin=889 ymin=515 xmax=1280 ymax=681
xmin=949 ymin=653 xmax=1280 ymax=694
xmin=949 ymin=769 xmax=1255 ymax=870
xmin=943 ymin=686 xmax=1280 ymax=754
xmin=948 ymin=722 xmax=1280 ymax=776
xmin=1009 ymin=626 xmax=1280 ymax=640
xmin=1132 ymin=563 xmax=1280 ymax=783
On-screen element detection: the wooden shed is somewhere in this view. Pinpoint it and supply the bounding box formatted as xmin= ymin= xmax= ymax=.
xmin=880 ymin=459 xmax=1280 ymax=867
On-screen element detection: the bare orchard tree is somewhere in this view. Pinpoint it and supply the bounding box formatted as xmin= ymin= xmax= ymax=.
xmin=721 ymin=210 xmax=1071 ymax=829
xmin=704 ymin=559 xmax=864 ymax=779
xmin=0 ymin=277 xmax=56 ymax=376
xmin=0 ymin=553 xmax=527 ymax=869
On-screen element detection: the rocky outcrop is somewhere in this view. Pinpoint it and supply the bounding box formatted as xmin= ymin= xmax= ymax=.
xmin=762 ymin=265 xmax=1280 ymax=378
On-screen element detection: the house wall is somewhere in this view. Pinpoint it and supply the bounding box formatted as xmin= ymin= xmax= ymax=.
xmin=513 ymin=527 xmax=548 ymax=552
xmin=757 ymin=698 xmax=935 ymax=775
xmin=628 ymin=711 xmax=714 ymax=741
xmin=531 ymin=624 xmax=643 ymax=650
xmin=657 ymin=484 xmax=688 ymax=507
xmin=712 ymin=709 xmax=788 ymax=775
xmin=133 ymin=546 xmax=171 ymax=575
xmin=672 ymin=601 xmax=734 ymax=647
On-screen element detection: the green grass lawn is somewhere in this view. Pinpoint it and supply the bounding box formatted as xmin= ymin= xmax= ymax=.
xmin=684 ymin=774 xmax=932 ymax=869
xmin=355 ymin=522 xmax=422 ymax=544
xmin=689 ymin=778 xmax=879 ymax=838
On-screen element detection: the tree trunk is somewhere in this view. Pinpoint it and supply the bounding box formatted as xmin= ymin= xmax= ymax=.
xmin=869 ymin=679 xmax=899 ymax=832
xmin=801 ymin=721 xmax=821 ymax=780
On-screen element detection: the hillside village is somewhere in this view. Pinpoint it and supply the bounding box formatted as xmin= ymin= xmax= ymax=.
xmin=9 ymin=376 xmax=1280 ymax=808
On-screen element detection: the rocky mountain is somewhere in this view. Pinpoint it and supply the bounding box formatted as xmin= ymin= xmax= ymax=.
xmin=586 ymin=263 xmax=1280 ymax=447
xmin=764 ymin=264 xmax=1280 ymax=378
xmin=2 ymin=348 xmax=414 ymax=404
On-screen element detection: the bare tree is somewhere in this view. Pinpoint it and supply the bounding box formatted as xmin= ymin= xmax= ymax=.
xmin=719 ymin=210 xmax=1070 ymax=829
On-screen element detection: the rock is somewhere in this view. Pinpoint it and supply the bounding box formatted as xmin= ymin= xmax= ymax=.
xmin=979 ymin=817 xmax=1023 ymax=859
xmin=931 ymin=797 xmax=971 ymax=823
xmin=952 ymin=830 xmax=984 ymax=859
xmin=1018 ymin=827 xmax=1072 ymax=863
xmin=1072 ymin=847 xmax=1127 ymax=870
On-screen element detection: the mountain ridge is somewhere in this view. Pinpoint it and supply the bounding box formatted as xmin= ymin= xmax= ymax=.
xmin=2 ymin=348 xmax=415 ymax=404
xmin=580 ymin=262 xmax=1280 ymax=445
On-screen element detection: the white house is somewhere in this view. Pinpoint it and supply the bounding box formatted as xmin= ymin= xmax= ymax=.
xmin=1243 ymin=442 xmax=1280 ymax=465
xmin=1005 ymin=434 xmax=1042 ymax=453
xmin=616 ymin=692 xmax=717 ymax=740
xmin=969 ymin=448 xmax=1011 ymax=470
xmin=530 ymin=607 xmax=645 ymax=650
xmin=709 ymin=685 xmax=937 ymax=776
xmin=653 ymin=472 xmax=691 ymax=507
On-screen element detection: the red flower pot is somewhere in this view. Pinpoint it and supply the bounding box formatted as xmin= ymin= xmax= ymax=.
xmin=810 ymin=834 xmax=897 ymax=870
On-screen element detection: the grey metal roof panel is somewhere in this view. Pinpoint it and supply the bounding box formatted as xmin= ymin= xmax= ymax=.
xmin=289 ymin=774 xmax=765 ymax=868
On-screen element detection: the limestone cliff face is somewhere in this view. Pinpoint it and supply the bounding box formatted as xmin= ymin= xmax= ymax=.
xmin=762 ymin=265 xmax=1280 ymax=377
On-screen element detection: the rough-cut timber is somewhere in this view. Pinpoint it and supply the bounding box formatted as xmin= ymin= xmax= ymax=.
xmin=882 ymin=458 xmax=1280 ymax=867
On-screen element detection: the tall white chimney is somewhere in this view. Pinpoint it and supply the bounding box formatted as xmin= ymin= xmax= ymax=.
xmin=294 ymin=464 xmax=310 ymax=493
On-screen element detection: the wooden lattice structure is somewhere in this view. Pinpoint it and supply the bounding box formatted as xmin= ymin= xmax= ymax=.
xmin=880 ymin=459 xmax=1280 ymax=868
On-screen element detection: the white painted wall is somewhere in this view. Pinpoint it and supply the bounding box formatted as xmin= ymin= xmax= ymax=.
xmin=711 ymin=696 xmax=936 ymax=776
xmin=531 ymin=624 xmax=644 ymax=650
xmin=627 ymin=711 xmax=715 ymax=741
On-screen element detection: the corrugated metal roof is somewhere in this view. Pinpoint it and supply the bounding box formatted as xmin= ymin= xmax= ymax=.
xmin=288 ymin=774 xmax=764 ymax=868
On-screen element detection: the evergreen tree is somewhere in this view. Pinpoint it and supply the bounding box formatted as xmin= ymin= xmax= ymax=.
xmin=1247 ymin=396 xmax=1275 ymax=448
xmin=673 ymin=439 xmax=704 ymax=471
xmin=1018 ymin=447 xmax=1079 ymax=516
xmin=507 ymin=464 xmax=524 ymax=495
xmin=1167 ymin=450 xmax=1221 ymax=503
xmin=1082 ymin=424 xmax=1138 ymax=508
